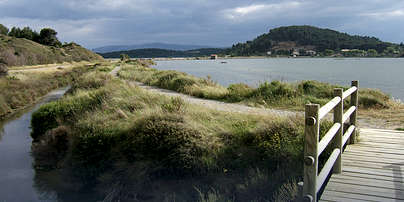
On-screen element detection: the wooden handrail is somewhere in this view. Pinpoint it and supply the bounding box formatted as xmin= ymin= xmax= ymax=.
xmin=299 ymin=81 xmax=359 ymax=202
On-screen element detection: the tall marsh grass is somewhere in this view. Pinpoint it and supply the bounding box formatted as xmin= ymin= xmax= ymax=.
xmin=118 ymin=62 xmax=392 ymax=110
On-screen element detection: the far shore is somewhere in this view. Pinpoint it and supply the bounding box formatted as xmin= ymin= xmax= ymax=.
xmin=106 ymin=55 xmax=404 ymax=62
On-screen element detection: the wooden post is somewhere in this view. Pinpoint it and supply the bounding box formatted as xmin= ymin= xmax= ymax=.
xmin=350 ymin=81 xmax=359 ymax=144
xmin=303 ymin=104 xmax=320 ymax=202
xmin=333 ymin=88 xmax=343 ymax=174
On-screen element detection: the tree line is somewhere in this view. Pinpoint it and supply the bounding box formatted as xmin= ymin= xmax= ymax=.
xmin=0 ymin=24 xmax=62 ymax=47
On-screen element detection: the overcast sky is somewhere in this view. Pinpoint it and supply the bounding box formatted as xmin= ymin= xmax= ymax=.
xmin=1 ymin=0 xmax=404 ymax=48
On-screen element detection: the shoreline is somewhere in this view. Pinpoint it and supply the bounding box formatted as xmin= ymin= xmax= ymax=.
xmin=105 ymin=56 xmax=404 ymax=61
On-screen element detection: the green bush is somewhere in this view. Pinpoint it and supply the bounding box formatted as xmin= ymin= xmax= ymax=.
xmin=227 ymin=83 xmax=253 ymax=102
xmin=161 ymin=97 xmax=186 ymax=113
xmin=72 ymin=131 xmax=117 ymax=177
xmin=71 ymin=72 xmax=112 ymax=91
xmin=131 ymin=114 xmax=205 ymax=173
xmin=170 ymin=76 xmax=197 ymax=92
xmin=154 ymin=71 xmax=184 ymax=89
xmin=251 ymin=119 xmax=303 ymax=164
xmin=359 ymin=89 xmax=390 ymax=108
xmin=298 ymin=80 xmax=335 ymax=98
xmin=253 ymin=81 xmax=296 ymax=100
xmin=31 ymin=89 xmax=107 ymax=140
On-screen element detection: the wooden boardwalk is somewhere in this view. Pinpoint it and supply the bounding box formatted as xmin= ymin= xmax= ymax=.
xmin=320 ymin=128 xmax=404 ymax=202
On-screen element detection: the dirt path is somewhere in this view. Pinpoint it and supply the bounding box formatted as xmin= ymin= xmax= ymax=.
xmin=111 ymin=66 xmax=399 ymax=130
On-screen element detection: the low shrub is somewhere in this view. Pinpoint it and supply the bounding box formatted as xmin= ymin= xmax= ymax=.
xmin=298 ymin=80 xmax=336 ymax=98
xmin=359 ymin=89 xmax=390 ymax=108
xmin=154 ymin=71 xmax=184 ymax=89
xmin=161 ymin=97 xmax=186 ymax=113
xmin=170 ymin=76 xmax=197 ymax=92
xmin=130 ymin=114 xmax=205 ymax=174
xmin=253 ymin=81 xmax=297 ymax=101
xmin=226 ymin=83 xmax=254 ymax=102
xmin=31 ymin=89 xmax=108 ymax=140
xmin=71 ymin=71 xmax=112 ymax=91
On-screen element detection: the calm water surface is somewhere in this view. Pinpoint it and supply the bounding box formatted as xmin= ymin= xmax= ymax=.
xmin=0 ymin=87 xmax=93 ymax=202
xmin=154 ymin=58 xmax=404 ymax=101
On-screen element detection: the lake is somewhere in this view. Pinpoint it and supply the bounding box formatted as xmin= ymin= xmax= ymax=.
xmin=154 ymin=58 xmax=404 ymax=101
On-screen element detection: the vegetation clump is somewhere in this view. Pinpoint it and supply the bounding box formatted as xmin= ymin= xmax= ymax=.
xmin=30 ymin=70 xmax=318 ymax=201
xmin=119 ymin=63 xmax=392 ymax=110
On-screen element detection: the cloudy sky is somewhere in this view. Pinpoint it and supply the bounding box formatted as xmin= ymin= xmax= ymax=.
xmin=1 ymin=0 xmax=404 ymax=49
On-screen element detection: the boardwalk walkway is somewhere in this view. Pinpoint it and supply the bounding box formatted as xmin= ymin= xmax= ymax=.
xmin=320 ymin=128 xmax=404 ymax=202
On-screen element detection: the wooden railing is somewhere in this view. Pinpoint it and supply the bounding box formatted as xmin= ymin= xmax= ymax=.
xmin=299 ymin=81 xmax=359 ymax=202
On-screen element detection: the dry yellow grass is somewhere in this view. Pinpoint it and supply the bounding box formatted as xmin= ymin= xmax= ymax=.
xmin=359 ymin=100 xmax=404 ymax=129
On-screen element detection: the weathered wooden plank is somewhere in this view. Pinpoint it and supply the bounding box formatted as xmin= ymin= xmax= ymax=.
xmin=360 ymin=133 xmax=404 ymax=138
xmin=342 ymin=106 xmax=356 ymax=123
xmin=341 ymin=163 xmax=404 ymax=175
xmin=344 ymin=146 xmax=404 ymax=155
xmin=359 ymin=134 xmax=404 ymax=140
xmin=321 ymin=194 xmax=376 ymax=202
xmin=342 ymin=166 xmax=404 ymax=178
xmin=320 ymin=127 xmax=404 ymax=201
xmin=303 ymin=104 xmax=320 ymax=202
xmin=321 ymin=191 xmax=403 ymax=202
xmin=318 ymin=123 xmax=341 ymax=156
xmin=319 ymin=97 xmax=341 ymax=120
xmin=342 ymin=155 xmax=404 ymax=164
xmin=341 ymin=172 xmax=404 ymax=183
xmin=342 ymin=125 xmax=355 ymax=147
xmin=360 ymin=129 xmax=404 ymax=135
xmin=317 ymin=148 xmax=340 ymax=192
xmin=357 ymin=138 xmax=404 ymax=145
xmin=342 ymin=86 xmax=357 ymax=100
xmin=343 ymin=151 xmax=404 ymax=160
xmin=330 ymin=175 xmax=404 ymax=189
xmin=325 ymin=182 xmax=404 ymax=199
xmin=329 ymin=177 xmax=404 ymax=190
xmin=354 ymin=141 xmax=404 ymax=149
xmin=343 ymin=158 xmax=404 ymax=168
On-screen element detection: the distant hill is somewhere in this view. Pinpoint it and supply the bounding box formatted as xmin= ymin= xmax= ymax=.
xmin=93 ymin=43 xmax=220 ymax=53
xmin=227 ymin=25 xmax=398 ymax=56
xmin=0 ymin=34 xmax=103 ymax=67
xmin=100 ymin=48 xmax=224 ymax=58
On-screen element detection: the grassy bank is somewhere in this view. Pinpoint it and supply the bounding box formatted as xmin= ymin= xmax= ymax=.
xmin=0 ymin=61 xmax=113 ymax=119
xmin=118 ymin=60 xmax=404 ymax=129
xmin=118 ymin=61 xmax=390 ymax=110
xmin=30 ymin=70 xmax=335 ymax=201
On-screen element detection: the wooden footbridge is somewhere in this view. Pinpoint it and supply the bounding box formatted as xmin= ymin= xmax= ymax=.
xmin=299 ymin=81 xmax=404 ymax=202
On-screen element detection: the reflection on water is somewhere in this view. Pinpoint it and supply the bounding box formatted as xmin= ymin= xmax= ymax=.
xmin=0 ymin=86 xmax=85 ymax=202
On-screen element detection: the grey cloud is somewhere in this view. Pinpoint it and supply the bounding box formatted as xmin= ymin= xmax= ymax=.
xmin=0 ymin=0 xmax=403 ymax=48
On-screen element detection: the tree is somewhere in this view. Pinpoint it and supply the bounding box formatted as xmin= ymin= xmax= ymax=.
xmin=20 ymin=27 xmax=40 ymax=41
xmin=8 ymin=27 xmax=22 ymax=38
xmin=0 ymin=24 xmax=8 ymax=35
xmin=38 ymin=28 xmax=62 ymax=47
